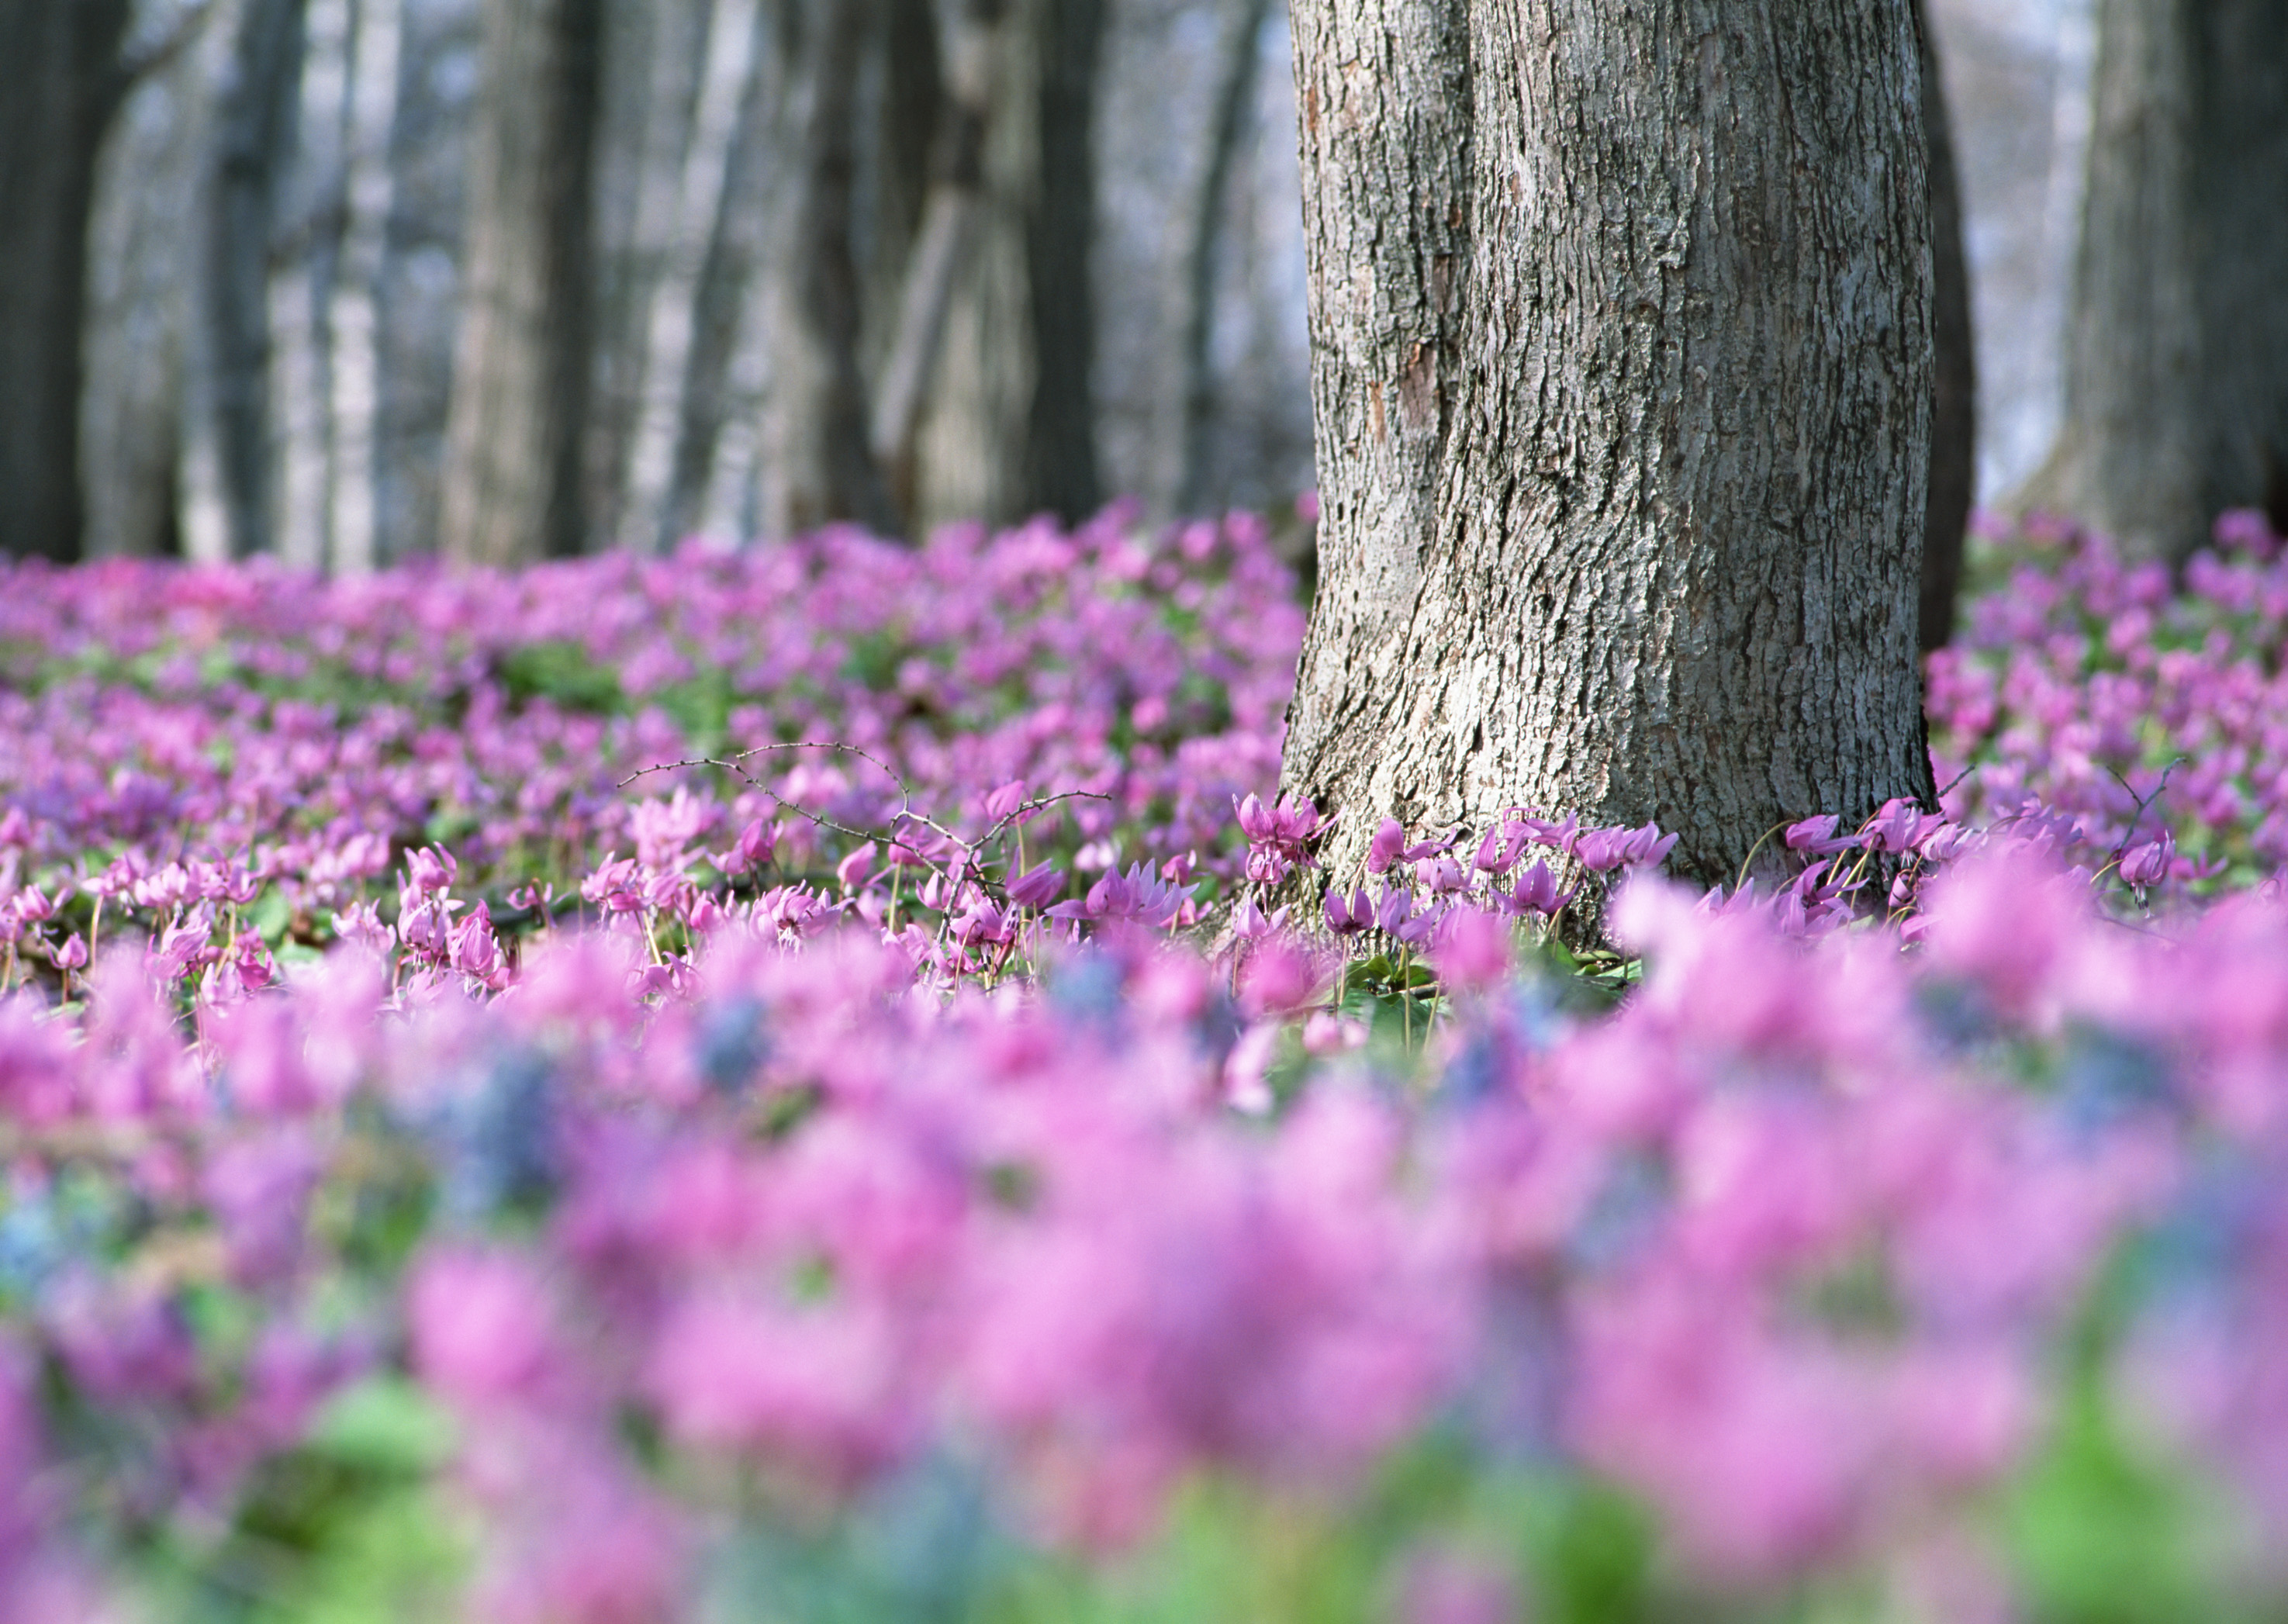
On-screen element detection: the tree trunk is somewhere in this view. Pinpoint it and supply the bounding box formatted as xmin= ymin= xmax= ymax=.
xmin=617 ymin=0 xmax=765 ymax=551
xmin=2020 ymin=0 xmax=2288 ymax=563
xmin=83 ymin=26 xmax=224 ymax=560
xmin=271 ymin=0 xmax=351 ymax=570
xmin=668 ymin=0 xmax=793 ymax=544
xmin=869 ymin=0 xmax=1001 ymax=520
xmin=197 ymin=0 xmax=306 ymax=562
xmin=440 ymin=0 xmax=606 ymax=565
xmin=904 ymin=0 xmax=1101 ymax=533
xmin=327 ymin=0 xmax=406 ymax=574
xmin=1176 ymin=0 xmax=1273 ymax=519
xmin=1022 ymin=0 xmax=1103 ymax=523
xmin=0 ymin=1 xmax=134 ymax=561
xmin=589 ymin=0 xmax=710 ymax=544
xmin=1918 ymin=0 xmax=1975 ymax=651
xmin=773 ymin=0 xmax=897 ymax=534
xmin=1279 ymin=0 xmax=1936 ymax=897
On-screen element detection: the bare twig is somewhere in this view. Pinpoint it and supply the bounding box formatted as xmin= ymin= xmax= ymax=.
xmin=618 ymin=741 xmax=1111 ymax=902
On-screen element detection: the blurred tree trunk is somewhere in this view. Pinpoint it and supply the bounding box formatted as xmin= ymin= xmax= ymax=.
xmin=672 ymin=1 xmax=794 ymax=541
xmin=1278 ymin=0 xmax=1935 ymax=899
xmin=590 ymin=0 xmax=710 ymax=544
xmin=2019 ymin=0 xmax=2288 ymax=564
xmin=1022 ymin=0 xmax=1103 ymax=523
xmin=774 ymin=0 xmax=896 ymax=533
xmin=441 ymin=0 xmax=606 ymax=565
xmin=906 ymin=0 xmax=1101 ymax=533
xmin=83 ymin=20 xmax=234 ymax=560
xmin=271 ymin=0 xmax=350 ymax=569
xmin=1176 ymin=0 xmax=1272 ymax=518
xmin=1918 ymin=0 xmax=1975 ymax=652
xmin=617 ymin=0 xmax=765 ymax=550
xmin=327 ymin=0 xmax=405 ymax=573
xmin=870 ymin=0 xmax=1002 ymax=517
xmin=195 ymin=0 xmax=307 ymax=562
xmin=866 ymin=0 xmax=942 ymax=358
xmin=0 ymin=1 xmax=135 ymax=561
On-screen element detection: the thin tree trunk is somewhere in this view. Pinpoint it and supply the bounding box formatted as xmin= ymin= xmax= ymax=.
xmin=84 ymin=29 xmax=224 ymax=559
xmin=440 ymin=0 xmax=606 ymax=565
xmin=0 ymin=1 xmax=135 ymax=561
xmin=866 ymin=0 xmax=943 ymax=359
xmin=271 ymin=0 xmax=351 ymax=570
xmin=193 ymin=0 xmax=305 ymax=563
xmin=617 ymin=0 xmax=764 ymax=551
xmin=2196 ymin=0 xmax=2288 ymax=534
xmin=589 ymin=0 xmax=710 ymax=543
xmin=869 ymin=0 xmax=1002 ymax=519
xmin=1280 ymin=0 xmax=1936 ymax=900
xmin=672 ymin=2 xmax=795 ymax=541
xmin=2020 ymin=0 xmax=2288 ymax=562
xmin=327 ymin=0 xmax=405 ymax=574
xmin=1022 ymin=0 xmax=1103 ymax=523
xmin=777 ymin=0 xmax=896 ymax=534
xmin=1175 ymin=0 xmax=1272 ymax=517
xmin=1918 ymin=0 xmax=1975 ymax=652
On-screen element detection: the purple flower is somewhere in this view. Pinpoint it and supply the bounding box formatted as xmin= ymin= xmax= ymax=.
xmin=2119 ymin=834 xmax=2174 ymax=888
xmin=1005 ymin=860 xmax=1065 ymax=910
xmin=405 ymin=845 xmax=458 ymax=896
xmin=1574 ymin=828 xmax=1630 ymax=873
xmin=717 ymin=817 xmax=778 ymax=876
xmin=1324 ymin=883 xmax=1373 ymax=937
xmin=1049 ymin=862 xmax=1194 ymax=929
xmin=835 ymin=842 xmax=880 ymax=892
xmin=981 ymin=779 xmax=1030 ymax=824
xmin=1410 ymin=853 xmax=1462 ymax=895
xmin=1367 ymin=817 xmax=1408 ymax=875
xmin=1503 ymin=859 xmax=1575 ymax=917
xmin=1784 ymin=815 xmax=1858 ymax=855
xmin=1860 ymin=797 xmax=1938 ymax=856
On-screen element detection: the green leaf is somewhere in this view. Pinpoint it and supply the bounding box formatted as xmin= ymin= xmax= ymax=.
xmin=498 ymin=640 xmax=623 ymax=714
xmin=306 ymin=1377 xmax=459 ymax=1475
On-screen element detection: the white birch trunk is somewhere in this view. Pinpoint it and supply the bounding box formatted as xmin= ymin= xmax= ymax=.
xmin=617 ymin=0 xmax=762 ymax=552
xmin=270 ymin=0 xmax=350 ymax=569
xmin=324 ymin=0 xmax=403 ymax=575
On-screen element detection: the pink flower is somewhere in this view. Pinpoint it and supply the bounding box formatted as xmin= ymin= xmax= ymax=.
xmin=1430 ymin=908 xmax=1511 ymax=993
xmin=408 ymin=1247 xmax=560 ymax=1410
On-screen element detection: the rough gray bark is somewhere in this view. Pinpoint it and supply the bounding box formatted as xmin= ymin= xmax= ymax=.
xmin=1919 ymin=0 xmax=1975 ymax=651
xmin=1022 ymin=0 xmax=1104 ymax=522
xmin=1176 ymin=0 xmax=1272 ymax=517
xmin=440 ymin=0 xmax=606 ymax=565
xmin=2020 ymin=0 xmax=2288 ymax=562
xmin=1280 ymin=0 xmax=1937 ymax=897
xmin=0 ymin=0 xmax=136 ymax=561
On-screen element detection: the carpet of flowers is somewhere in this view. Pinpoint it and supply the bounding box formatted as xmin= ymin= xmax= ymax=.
xmin=2 ymin=507 xmax=2286 ymax=1622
